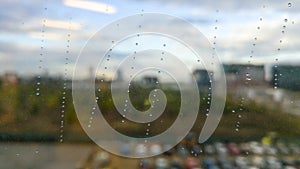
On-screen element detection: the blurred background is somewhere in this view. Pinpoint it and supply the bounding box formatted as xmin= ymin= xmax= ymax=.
xmin=0 ymin=0 xmax=300 ymax=168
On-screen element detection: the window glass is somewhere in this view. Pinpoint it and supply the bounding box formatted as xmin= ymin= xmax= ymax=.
xmin=0 ymin=0 xmax=299 ymax=168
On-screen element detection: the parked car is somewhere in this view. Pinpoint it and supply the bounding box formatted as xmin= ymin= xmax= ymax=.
xmin=204 ymin=144 xmax=216 ymax=155
xmin=227 ymin=142 xmax=240 ymax=155
xmin=155 ymin=157 xmax=169 ymax=169
xmin=185 ymin=157 xmax=200 ymax=169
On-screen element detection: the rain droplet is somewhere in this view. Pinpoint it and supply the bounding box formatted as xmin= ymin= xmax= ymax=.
xmin=284 ymin=18 xmax=288 ymax=22
xmin=288 ymin=2 xmax=292 ymax=7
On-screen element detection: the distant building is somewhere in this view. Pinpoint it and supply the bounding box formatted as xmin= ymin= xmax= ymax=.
xmin=2 ymin=72 xmax=18 ymax=85
xmin=223 ymin=64 xmax=265 ymax=85
xmin=272 ymin=65 xmax=300 ymax=91
xmin=114 ymin=69 xmax=123 ymax=82
xmin=193 ymin=69 xmax=211 ymax=86
xmin=141 ymin=76 xmax=159 ymax=87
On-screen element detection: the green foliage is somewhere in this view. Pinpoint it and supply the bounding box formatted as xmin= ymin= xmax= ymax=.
xmin=0 ymin=80 xmax=299 ymax=141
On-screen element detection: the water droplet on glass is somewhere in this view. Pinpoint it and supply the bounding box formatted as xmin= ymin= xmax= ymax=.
xmin=288 ymin=2 xmax=292 ymax=7
xmin=284 ymin=18 xmax=288 ymax=22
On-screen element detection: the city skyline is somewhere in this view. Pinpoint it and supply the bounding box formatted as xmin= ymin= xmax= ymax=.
xmin=0 ymin=0 xmax=299 ymax=78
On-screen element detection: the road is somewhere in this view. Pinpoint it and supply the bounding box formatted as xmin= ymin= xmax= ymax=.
xmin=0 ymin=143 xmax=92 ymax=169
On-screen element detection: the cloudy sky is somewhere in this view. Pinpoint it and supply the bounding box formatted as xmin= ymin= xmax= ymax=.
xmin=0 ymin=0 xmax=299 ymax=79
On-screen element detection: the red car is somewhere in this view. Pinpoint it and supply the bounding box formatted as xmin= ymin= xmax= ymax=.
xmin=185 ymin=157 xmax=200 ymax=169
xmin=227 ymin=142 xmax=241 ymax=155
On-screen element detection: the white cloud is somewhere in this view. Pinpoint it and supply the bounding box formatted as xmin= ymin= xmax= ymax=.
xmin=43 ymin=19 xmax=83 ymax=30
xmin=63 ymin=0 xmax=117 ymax=14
